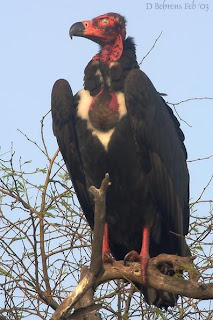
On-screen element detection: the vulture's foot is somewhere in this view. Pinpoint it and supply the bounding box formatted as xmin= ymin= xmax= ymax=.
xmin=124 ymin=250 xmax=149 ymax=283
xmin=124 ymin=226 xmax=150 ymax=283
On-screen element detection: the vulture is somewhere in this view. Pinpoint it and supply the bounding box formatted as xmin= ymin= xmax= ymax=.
xmin=51 ymin=13 xmax=190 ymax=308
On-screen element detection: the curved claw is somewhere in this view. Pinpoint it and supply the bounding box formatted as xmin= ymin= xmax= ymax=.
xmin=124 ymin=250 xmax=140 ymax=265
xmin=103 ymin=252 xmax=115 ymax=264
xmin=124 ymin=250 xmax=149 ymax=283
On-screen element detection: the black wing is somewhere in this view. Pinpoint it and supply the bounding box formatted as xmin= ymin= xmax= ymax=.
xmin=51 ymin=79 xmax=94 ymax=228
xmin=124 ymin=69 xmax=189 ymax=254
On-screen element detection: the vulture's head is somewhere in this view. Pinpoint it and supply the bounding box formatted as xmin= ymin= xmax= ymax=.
xmin=69 ymin=13 xmax=126 ymax=46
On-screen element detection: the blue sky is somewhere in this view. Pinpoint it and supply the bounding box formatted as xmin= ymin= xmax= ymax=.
xmin=0 ymin=1 xmax=212 ymax=214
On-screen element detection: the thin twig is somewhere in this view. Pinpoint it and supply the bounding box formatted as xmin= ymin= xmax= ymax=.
xmin=168 ymin=97 xmax=213 ymax=106
xmin=17 ymin=129 xmax=47 ymax=156
xmin=39 ymin=149 xmax=60 ymax=302
xmin=40 ymin=110 xmax=51 ymax=161
xmin=192 ymin=175 xmax=213 ymax=206
xmin=139 ymin=31 xmax=163 ymax=65
xmin=173 ymin=105 xmax=192 ymax=127
xmin=187 ymin=154 xmax=213 ymax=163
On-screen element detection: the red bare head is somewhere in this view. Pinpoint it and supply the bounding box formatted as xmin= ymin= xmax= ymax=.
xmin=69 ymin=13 xmax=126 ymax=46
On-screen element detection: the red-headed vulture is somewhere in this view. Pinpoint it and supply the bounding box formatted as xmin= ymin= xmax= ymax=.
xmin=51 ymin=13 xmax=190 ymax=308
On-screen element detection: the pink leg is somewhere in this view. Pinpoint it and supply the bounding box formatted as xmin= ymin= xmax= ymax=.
xmin=124 ymin=226 xmax=150 ymax=283
xmin=102 ymin=223 xmax=114 ymax=263
xmin=139 ymin=226 xmax=150 ymax=282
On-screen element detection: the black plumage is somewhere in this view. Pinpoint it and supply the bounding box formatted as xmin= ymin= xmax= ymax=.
xmin=51 ymin=13 xmax=190 ymax=308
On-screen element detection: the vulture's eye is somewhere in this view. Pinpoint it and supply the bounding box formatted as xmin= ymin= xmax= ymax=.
xmin=100 ymin=18 xmax=109 ymax=25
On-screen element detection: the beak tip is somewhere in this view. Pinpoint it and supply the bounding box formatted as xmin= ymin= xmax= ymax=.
xmin=69 ymin=22 xmax=85 ymax=39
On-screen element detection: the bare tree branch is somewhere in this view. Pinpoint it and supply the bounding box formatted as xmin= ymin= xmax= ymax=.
xmin=96 ymin=255 xmax=213 ymax=300
xmin=51 ymin=174 xmax=110 ymax=320
xmin=89 ymin=173 xmax=110 ymax=277
xmin=71 ymin=266 xmax=102 ymax=320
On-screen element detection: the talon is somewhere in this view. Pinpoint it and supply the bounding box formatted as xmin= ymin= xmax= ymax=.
xmin=124 ymin=250 xmax=140 ymax=265
xmin=124 ymin=249 xmax=149 ymax=283
xmin=103 ymin=252 xmax=115 ymax=264
xmin=123 ymin=226 xmax=150 ymax=283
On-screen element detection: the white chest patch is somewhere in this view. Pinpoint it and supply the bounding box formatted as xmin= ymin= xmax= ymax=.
xmin=77 ymin=89 xmax=127 ymax=150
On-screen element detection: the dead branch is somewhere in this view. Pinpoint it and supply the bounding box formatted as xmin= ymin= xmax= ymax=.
xmin=51 ymin=174 xmax=110 ymax=320
xmin=89 ymin=173 xmax=110 ymax=277
xmin=71 ymin=266 xmax=102 ymax=320
xmin=97 ymin=255 xmax=213 ymax=300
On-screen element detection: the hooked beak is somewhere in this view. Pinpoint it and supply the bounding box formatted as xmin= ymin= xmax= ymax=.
xmin=69 ymin=22 xmax=85 ymax=39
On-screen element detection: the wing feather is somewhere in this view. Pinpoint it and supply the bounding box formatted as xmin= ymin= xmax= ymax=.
xmin=124 ymin=70 xmax=189 ymax=250
xmin=51 ymin=79 xmax=94 ymax=228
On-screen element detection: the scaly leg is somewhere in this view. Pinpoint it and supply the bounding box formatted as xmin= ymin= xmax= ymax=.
xmin=102 ymin=223 xmax=114 ymax=263
xmin=124 ymin=226 xmax=150 ymax=283
xmin=140 ymin=226 xmax=150 ymax=282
